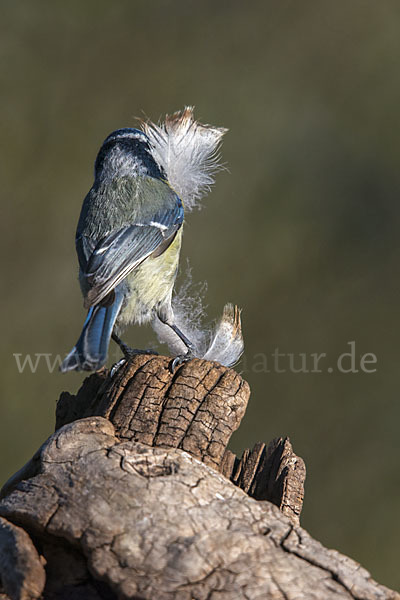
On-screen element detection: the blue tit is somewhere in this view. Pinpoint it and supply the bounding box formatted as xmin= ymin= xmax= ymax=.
xmin=60 ymin=127 xmax=193 ymax=373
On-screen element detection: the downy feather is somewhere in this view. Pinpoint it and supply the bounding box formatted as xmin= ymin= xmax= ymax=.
xmin=141 ymin=106 xmax=227 ymax=211
xmin=152 ymin=266 xmax=244 ymax=368
xmin=143 ymin=108 xmax=244 ymax=367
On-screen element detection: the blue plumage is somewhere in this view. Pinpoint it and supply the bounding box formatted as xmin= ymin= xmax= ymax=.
xmin=61 ymin=128 xmax=188 ymax=372
xmin=61 ymin=109 xmax=244 ymax=373
xmin=62 ymin=287 xmax=124 ymax=372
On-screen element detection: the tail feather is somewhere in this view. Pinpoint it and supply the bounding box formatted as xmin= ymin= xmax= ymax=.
xmin=60 ymin=290 xmax=124 ymax=372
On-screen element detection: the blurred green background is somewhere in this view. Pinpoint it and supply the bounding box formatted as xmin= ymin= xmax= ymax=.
xmin=1 ymin=0 xmax=399 ymax=590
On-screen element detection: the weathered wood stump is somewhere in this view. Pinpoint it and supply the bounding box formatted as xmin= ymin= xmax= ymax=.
xmin=0 ymin=355 xmax=397 ymax=599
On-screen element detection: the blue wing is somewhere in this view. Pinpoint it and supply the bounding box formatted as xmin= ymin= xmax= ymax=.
xmin=77 ymin=198 xmax=184 ymax=309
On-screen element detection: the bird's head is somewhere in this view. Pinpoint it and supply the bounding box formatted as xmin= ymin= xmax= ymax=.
xmin=94 ymin=127 xmax=165 ymax=181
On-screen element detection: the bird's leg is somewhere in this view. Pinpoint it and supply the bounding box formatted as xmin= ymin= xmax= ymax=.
xmin=111 ymin=332 xmax=132 ymax=358
xmin=111 ymin=332 xmax=158 ymax=359
xmin=168 ymin=324 xmax=196 ymax=373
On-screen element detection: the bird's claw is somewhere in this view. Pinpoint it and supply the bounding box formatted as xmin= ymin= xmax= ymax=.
xmin=170 ymin=351 xmax=194 ymax=373
xmin=110 ymin=358 xmax=127 ymax=377
xmin=111 ymin=349 xmax=159 ymax=377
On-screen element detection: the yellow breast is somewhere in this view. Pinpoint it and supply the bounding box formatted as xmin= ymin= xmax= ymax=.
xmin=117 ymin=228 xmax=183 ymax=327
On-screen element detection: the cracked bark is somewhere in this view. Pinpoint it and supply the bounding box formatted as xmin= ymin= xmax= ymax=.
xmin=0 ymin=355 xmax=397 ymax=600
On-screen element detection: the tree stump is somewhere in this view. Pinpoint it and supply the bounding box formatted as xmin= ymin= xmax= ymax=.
xmin=0 ymin=355 xmax=397 ymax=599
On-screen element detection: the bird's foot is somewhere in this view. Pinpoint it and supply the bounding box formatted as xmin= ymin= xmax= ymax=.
xmin=110 ymin=348 xmax=158 ymax=377
xmin=112 ymin=332 xmax=158 ymax=361
xmin=170 ymin=350 xmax=194 ymax=374
xmin=125 ymin=347 xmax=158 ymax=357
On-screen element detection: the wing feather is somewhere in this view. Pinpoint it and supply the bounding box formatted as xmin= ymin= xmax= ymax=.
xmin=79 ymin=200 xmax=183 ymax=309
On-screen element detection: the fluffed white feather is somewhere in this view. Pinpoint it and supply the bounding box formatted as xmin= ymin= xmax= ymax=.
xmin=202 ymin=304 xmax=244 ymax=367
xmin=141 ymin=106 xmax=227 ymax=211
xmin=151 ymin=268 xmax=244 ymax=368
xmin=145 ymin=108 xmax=244 ymax=367
xmin=151 ymin=266 xmax=210 ymax=357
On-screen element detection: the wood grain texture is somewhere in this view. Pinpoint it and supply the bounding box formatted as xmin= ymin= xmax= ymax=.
xmin=222 ymin=437 xmax=306 ymax=526
xmin=0 ymin=355 xmax=397 ymax=599
xmin=56 ymin=355 xmax=250 ymax=470
xmin=0 ymin=517 xmax=45 ymax=600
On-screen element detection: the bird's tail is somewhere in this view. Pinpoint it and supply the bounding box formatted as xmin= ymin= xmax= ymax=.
xmin=60 ymin=290 xmax=124 ymax=372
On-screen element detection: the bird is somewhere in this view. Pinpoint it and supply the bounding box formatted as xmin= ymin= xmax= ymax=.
xmin=61 ymin=108 xmax=244 ymax=373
